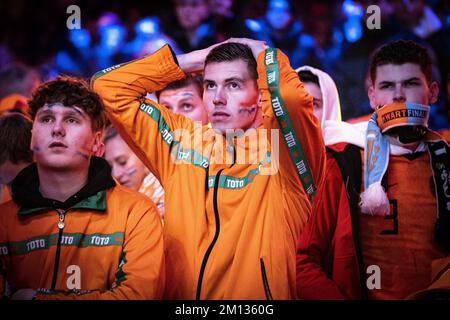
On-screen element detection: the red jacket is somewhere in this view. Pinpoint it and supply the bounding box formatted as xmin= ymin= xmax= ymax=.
xmin=296 ymin=143 xmax=363 ymax=299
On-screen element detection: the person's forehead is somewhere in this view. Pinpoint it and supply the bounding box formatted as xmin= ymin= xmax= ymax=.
xmin=159 ymin=85 xmax=201 ymax=101
xmin=374 ymin=63 xmax=425 ymax=82
xmin=303 ymin=82 xmax=322 ymax=100
xmin=204 ymin=60 xmax=251 ymax=81
xmin=37 ymin=103 xmax=87 ymax=116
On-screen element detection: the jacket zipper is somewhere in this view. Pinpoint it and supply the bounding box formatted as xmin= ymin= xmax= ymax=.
xmin=50 ymin=209 xmax=67 ymax=290
xmin=196 ymin=168 xmax=224 ymax=300
xmin=260 ymin=258 xmax=273 ymax=300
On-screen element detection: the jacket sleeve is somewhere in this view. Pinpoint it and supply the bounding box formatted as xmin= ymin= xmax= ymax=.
xmin=296 ymin=156 xmax=359 ymax=299
xmin=91 ymin=44 xmax=193 ymax=186
xmin=257 ymin=49 xmax=325 ymax=195
xmin=37 ymin=199 xmax=165 ymax=300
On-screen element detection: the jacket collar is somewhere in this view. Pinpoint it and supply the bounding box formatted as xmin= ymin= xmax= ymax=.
xmin=11 ymin=157 xmax=116 ymax=215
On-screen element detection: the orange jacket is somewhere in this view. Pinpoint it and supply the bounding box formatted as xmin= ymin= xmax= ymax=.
xmin=0 ymin=158 xmax=165 ymax=299
xmin=92 ymin=45 xmax=325 ymax=299
xmin=0 ymin=185 xmax=10 ymax=204
xmin=139 ymin=173 xmax=165 ymax=219
xmin=297 ymin=143 xmax=446 ymax=300
xmin=0 ymin=94 xmax=30 ymax=116
xmin=438 ymin=129 xmax=450 ymax=142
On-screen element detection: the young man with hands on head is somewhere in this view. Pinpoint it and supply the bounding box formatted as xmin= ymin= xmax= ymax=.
xmin=93 ymin=37 xmax=325 ymax=299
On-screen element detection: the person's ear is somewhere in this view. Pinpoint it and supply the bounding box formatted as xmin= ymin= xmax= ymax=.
xmin=92 ymin=131 xmax=105 ymax=157
xmin=368 ymin=85 xmax=377 ymax=110
xmin=428 ymin=81 xmax=439 ymax=105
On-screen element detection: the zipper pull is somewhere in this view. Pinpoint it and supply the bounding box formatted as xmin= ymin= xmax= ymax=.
xmin=57 ymin=211 xmax=66 ymax=229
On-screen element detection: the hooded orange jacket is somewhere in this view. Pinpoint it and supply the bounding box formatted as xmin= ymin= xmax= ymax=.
xmin=92 ymin=45 xmax=325 ymax=299
xmin=0 ymin=158 xmax=165 ymax=299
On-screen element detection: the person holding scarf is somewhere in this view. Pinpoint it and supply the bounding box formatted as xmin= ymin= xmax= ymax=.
xmin=296 ymin=40 xmax=450 ymax=300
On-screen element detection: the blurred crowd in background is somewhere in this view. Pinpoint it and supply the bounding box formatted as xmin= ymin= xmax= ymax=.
xmin=0 ymin=0 xmax=449 ymax=127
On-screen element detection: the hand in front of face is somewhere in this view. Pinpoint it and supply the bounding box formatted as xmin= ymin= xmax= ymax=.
xmin=225 ymin=38 xmax=268 ymax=59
